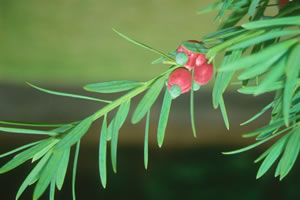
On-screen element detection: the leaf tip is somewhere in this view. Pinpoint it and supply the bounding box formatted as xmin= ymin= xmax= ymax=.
xmin=256 ymin=174 xmax=262 ymax=179
xmin=158 ymin=141 xmax=163 ymax=148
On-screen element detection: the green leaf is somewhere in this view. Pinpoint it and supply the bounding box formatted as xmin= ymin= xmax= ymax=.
xmin=113 ymin=29 xmax=173 ymax=61
xmin=213 ymin=50 xmax=242 ymax=108
xmin=0 ymin=140 xmax=42 ymax=158
xmin=33 ymin=150 xmax=64 ymax=200
xmin=72 ymin=141 xmax=81 ymax=200
xmin=238 ymin=82 xmax=284 ymax=95
xmin=144 ymin=111 xmax=150 ymax=170
xmin=0 ymin=126 xmax=57 ymax=136
xmin=219 ymin=7 xmax=248 ymax=29
xmin=132 ymin=77 xmax=165 ymax=124
xmin=230 ymin=29 xmax=300 ymax=50
xmin=197 ymin=1 xmax=223 ymax=14
xmin=207 ymin=30 xmax=264 ymax=58
xmin=203 ymin=26 xmax=244 ymax=40
xmin=52 ymin=124 xmax=75 ymax=134
xmin=240 ymin=102 xmax=274 ymax=126
xmin=190 ymin=70 xmax=197 ymax=137
xmin=240 ymin=101 xmax=274 ymax=126
xmin=152 ymin=50 xmax=176 ymax=64
xmin=219 ymin=96 xmax=230 ymax=130
xmin=157 ymin=88 xmax=172 ymax=148
xmin=84 ymin=80 xmax=143 ymax=94
xmin=242 ymin=118 xmax=286 ymax=138
xmin=256 ymin=130 xmax=274 ymax=140
xmin=0 ymin=120 xmax=69 ymax=127
xmin=182 ymin=41 xmax=208 ymax=53
xmin=49 ymin=179 xmax=55 ymax=200
xmin=291 ymin=102 xmax=300 ymax=114
xmin=111 ymin=100 xmax=131 ymax=173
xmin=275 ymin=156 xmax=283 ymax=178
xmin=238 ymin=51 xmax=285 ymax=80
xmin=106 ymin=119 xmax=114 ymax=141
xmin=55 ymin=148 xmax=70 ymax=190
xmin=215 ymin=0 xmax=233 ymax=21
xmin=32 ymin=139 xmax=59 ymax=162
xmin=219 ymin=39 xmax=297 ymax=72
xmin=223 ymin=126 xmax=291 ymax=155
xmin=16 ymin=151 xmax=52 ymax=200
xmin=283 ymin=44 xmax=300 ymax=126
xmin=0 ymin=138 xmax=56 ymax=174
xmin=292 ymin=90 xmax=300 ymax=103
xmin=26 ymin=82 xmax=111 ymax=104
xmin=254 ymin=147 xmax=273 ymax=164
xmin=253 ymin=55 xmax=286 ymax=95
xmin=242 ymin=16 xmax=300 ymax=29
xmin=99 ymin=115 xmax=108 ymax=188
xmin=248 ymin=0 xmax=261 ymax=17
xmin=252 ymin=0 xmax=268 ymax=21
xmin=279 ymin=127 xmax=300 ymax=180
xmin=54 ymin=117 xmax=93 ymax=151
xmin=256 ymin=134 xmax=288 ymax=179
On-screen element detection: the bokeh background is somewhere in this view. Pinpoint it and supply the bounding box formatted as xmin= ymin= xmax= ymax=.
xmin=1 ymin=0 xmax=300 ymax=199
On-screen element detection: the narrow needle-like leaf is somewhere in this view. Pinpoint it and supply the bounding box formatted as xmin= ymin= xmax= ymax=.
xmin=26 ymin=82 xmax=111 ymax=103
xmin=144 ymin=111 xmax=150 ymax=170
xmin=279 ymin=127 xmax=300 ymax=179
xmin=242 ymin=16 xmax=300 ymax=29
xmin=240 ymin=101 xmax=274 ymax=126
xmin=72 ymin=140 xmax=80 ymax=200
xmin=84 ymin=80 xmax=143 ymax=94
xmin=223 ymin=126 xmax=292 ymax=155
xmin=72 ymin=140 xmax=81 ymax=200
xmin=248 ymin=0 xmax=261 ymax=17
xmin=0 ymin=126 xmax=57 ymax=136
xmin=283 ymin=44 xmax=300 ymax=126
xmin=132 ymin=77 xmax=165 ymax=124
xmin=33 ymin=150 xmax=63 ymax=200
xmin=0 ymin=120 xmax=70 ymax=127
xmin=49 ymin=179 xmax=55 ymax=200
xmin=190 ymin=69 xmax=197 ymax=137
xmin=111 ymin=100 xmax=131 ymax=173
xmin=16 ymin=151 xmax=52 ymax=200
xmin=55 ymin=148 xmax=70 ymax=190
xmin=219 ymin=96 xmax=230 ymax=130
xmin=256 ymin=135 xmax=287 ymax=179
xmin=113 ymin=29 xmax=174 ymax=61
xmin=54 ymin=117 xmax=93 ymax=151
xmin=157 ymin=89 xmax=172 ymax=148
xmin=0 ymin=140 xmax=42 ymax=158
xmin=99 ymin=115 xmax=108 ymax=188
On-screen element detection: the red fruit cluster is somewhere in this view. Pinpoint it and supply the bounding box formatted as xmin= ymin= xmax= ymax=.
xmin=168 ymin=40 xmax=213 ymax=98
xmin=176 ymin=40 xmax=207 ymax=69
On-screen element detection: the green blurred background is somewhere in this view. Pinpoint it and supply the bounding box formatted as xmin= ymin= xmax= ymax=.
xmin=1 ymin=0 xmax=300 ymax=199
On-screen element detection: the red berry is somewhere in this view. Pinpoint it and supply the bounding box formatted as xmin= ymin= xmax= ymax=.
xmin=194 ymin=62 xmax=214 ymax=85
xmin=168 ymin=68 xmax=191 ymax=95
xmin=278 ymin=0 xmax=289 ymax=9
xmin=176 ymin=40 xmax=207 ymax=69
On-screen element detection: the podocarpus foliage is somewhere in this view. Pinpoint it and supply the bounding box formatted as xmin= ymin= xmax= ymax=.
xmin=1 ymin=0 xmax=300 ymax=199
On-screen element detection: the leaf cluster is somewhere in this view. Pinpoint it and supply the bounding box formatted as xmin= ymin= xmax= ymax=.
xmin=1 ymin=0 xmax=300 ymax=199
xmin=200 ymin=0 xmax=300 ymax=180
